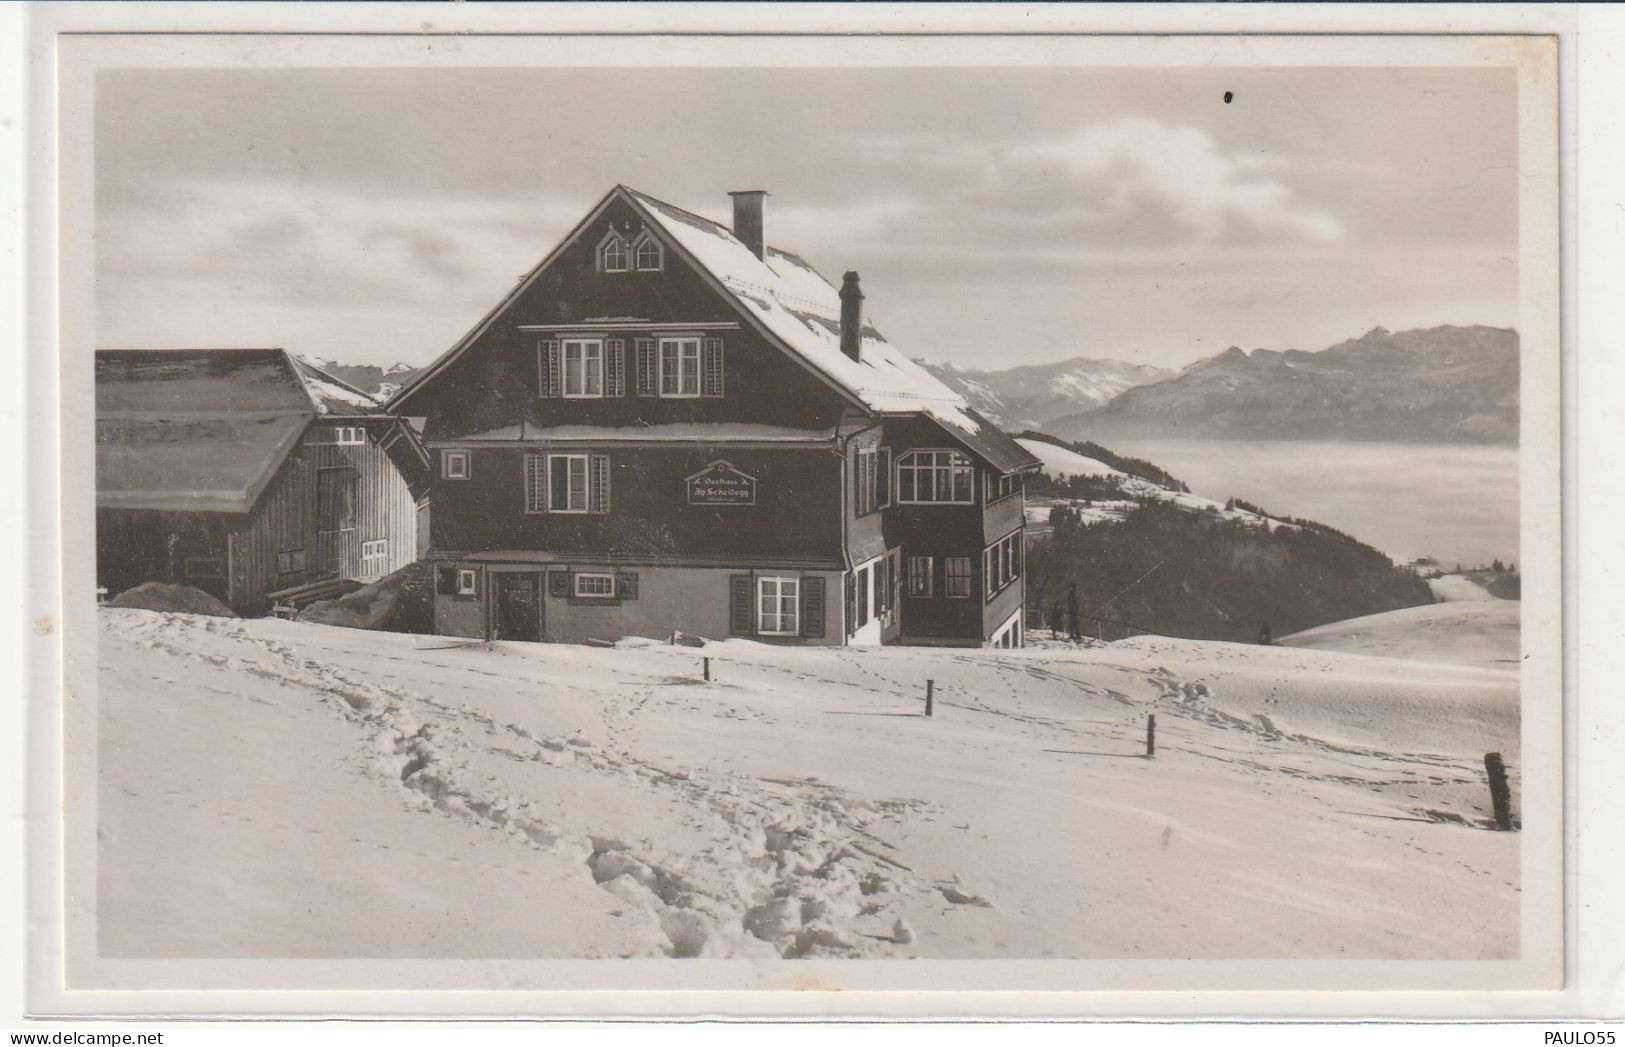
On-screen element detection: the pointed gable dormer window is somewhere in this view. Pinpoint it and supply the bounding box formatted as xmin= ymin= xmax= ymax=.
xmin=598 ymin=230 xmax=629 ymax=273
xmin=632 ymin=231 xmax=663 ymax=271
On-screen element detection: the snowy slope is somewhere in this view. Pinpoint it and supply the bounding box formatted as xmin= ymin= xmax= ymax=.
xmin=98 ymin=609 xmax=1520 ymax=963
xmin=1015 ymin=438 xmax=1124 ymax=480
xmin=1017 ymin=436 xmax=1294 ymax=534
xmin=1429 ymin=574 xmax=1499 ymax=602
xmin=1279 ymin=601 xmax=1519 ymax=669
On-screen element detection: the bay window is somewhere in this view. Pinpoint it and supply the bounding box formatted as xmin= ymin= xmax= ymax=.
xmin=897 ymin=449 xmax=974 ymax=504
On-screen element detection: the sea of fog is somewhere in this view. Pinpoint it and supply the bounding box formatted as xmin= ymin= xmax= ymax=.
xmin=1100 ymin=439 xmax=1520 ymax=570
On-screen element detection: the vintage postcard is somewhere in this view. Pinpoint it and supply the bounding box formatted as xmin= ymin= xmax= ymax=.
xmin=40 ymin=24 xmax=1561 ymax=1016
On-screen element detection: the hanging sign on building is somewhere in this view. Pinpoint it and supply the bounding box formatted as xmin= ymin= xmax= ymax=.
xmin=686 ymin=460 xmax=757 ymax=506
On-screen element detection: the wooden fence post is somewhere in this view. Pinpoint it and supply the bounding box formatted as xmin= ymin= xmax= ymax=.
xmin=925 ymin=679 xmax=934 ymax=718
xmin=1484 ymin=751 xmax=1513 ymax=831
xmin=703 ymin=656 xmax=711 ymax=682
xmin=1146 ymin=714 xmax=1156 ymax=758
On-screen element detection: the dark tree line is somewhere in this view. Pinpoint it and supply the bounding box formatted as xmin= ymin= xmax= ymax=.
xmin=1026 ymin=501 xmax=1436 ymax=643
xmin=1015 ymin=430 xmax=1190 ymax=492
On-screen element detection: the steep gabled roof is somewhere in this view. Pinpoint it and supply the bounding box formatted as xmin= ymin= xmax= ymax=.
xmin=389 ymin=185 xmax=1041 ymax=473
xmin=95 ymin=347 xmax=392 ymax=514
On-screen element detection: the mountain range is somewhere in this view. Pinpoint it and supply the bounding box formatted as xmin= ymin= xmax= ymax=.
xmin=915 ymin=357 xmax=1171 ymax=432
xmin=1045 ymin=325 xmax=1519 ymax=445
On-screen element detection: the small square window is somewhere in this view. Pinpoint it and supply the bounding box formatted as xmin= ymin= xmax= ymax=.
xmin=574 ymin=572 xmax=616 ymax=598
xmin=457 ymin=569 xmax=478 ymax=596
xmin=443 ymin=451 xmax=469 ymax=479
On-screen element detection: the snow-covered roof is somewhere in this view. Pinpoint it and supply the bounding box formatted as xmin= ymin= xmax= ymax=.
xmin=390 ymin=186 xmax=1040 ymax=473
xmin=625 ymin=189 xmax=980 ymax=428
xmin=95 ymin=348 xmax=386 ymax=514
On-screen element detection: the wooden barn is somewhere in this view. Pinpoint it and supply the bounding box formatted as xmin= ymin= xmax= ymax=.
xmin=390 ymin=186 xmax=1040 ymax=647
xmin=96 ymin=348 xmax=432 ymax=615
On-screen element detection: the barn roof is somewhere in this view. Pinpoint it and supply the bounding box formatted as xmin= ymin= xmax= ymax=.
xmin=95 ymin=347 xmax=389 ymax=513
xmin=391 ymin=185 xmax=1040 ymax=473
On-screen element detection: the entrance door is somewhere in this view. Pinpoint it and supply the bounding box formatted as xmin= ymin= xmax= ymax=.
xmin=494 ymin=573 xmax=542 ymax=642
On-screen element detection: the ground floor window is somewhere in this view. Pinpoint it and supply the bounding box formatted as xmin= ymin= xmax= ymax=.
xmin=574 ymin=572 xmax=616 ymax=598
xmin=359 ymin=539 xmax=388 ymax=578
xmin=758 ymin=576 xmax=800 ymax=635
xmin=457 ymin=568 xmax=478 ymax=596
xmin=907 ymin=555 xmax=933 ymax=598
xmin=945 ymin=556 xmax=972 ymax=598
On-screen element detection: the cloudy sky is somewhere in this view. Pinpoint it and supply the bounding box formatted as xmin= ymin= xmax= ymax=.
xmin=95 ymin=63 xmax=1517 ymax=371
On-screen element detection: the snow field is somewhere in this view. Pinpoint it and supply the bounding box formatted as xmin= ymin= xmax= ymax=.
xmin=97 ymin=608 xmax=1521 ymax=962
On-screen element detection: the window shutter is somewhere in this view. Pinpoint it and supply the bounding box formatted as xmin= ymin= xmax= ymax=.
xmin=878 ymin=449 xmax=891 ymax=507
xmin=801 ymin=576 xmax=826 ymax=638
xmin=540 ymin=339 xmax=561 ymax=398
xmin=524 ymin=454 xmax=546 ymax=513
xmin=702 ymin=337 xmax=725 ymax=397
xmin=635 ymin=338 xmax=657 ymax=397
xmin=618 ymin=571 xmax=639 ymax=600
xmin=606 ymin=339 xmax=626 ymax=397
xmin=730 ymin=574 xmax=754 ymax=635
xmin=590 ymin=455 xmax=611 ymax=514
xmin=436 ymin=566 xmax=457 ymax=595
xmin=844 ymin=573 xmax=856 ymax=632
xmin=547 ymin=569 xmax=570 ymax=598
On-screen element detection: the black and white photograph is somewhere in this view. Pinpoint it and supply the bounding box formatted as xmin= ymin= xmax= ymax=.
xmin=37 ymin=23 xmax=1569 ymax=1010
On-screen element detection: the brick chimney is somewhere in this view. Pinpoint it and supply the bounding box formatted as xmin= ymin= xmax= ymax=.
xmin=839 ymin=271 xmax=864 ymax=362
xmin=728 ymin=190 xmax=767 ymax=259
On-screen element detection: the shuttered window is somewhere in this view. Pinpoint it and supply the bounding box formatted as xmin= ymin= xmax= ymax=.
xmin=606 ymin=339 xmax=626 ymax=397
xmin=635 ymin=338 xmax=658 ymax=397
xmin=539 ymin=340 xmax=561 ymax=398
xmin=562 ymin=339 xmax=605 ymax=397
xmin=730 ymin=574 xmax=754 ymax=635
xmin=801 ymin=577 xmax=826 ymax=638
xmin=702 ymin=337 xmax=725 ymax=397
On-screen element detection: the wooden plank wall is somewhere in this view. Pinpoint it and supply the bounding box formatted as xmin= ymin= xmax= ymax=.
xmin=227 ymin=422 xmax=420 ymax=614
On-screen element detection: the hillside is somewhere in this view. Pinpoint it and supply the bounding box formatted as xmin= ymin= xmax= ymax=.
xmin=1016 ymin=433 xmax=1434 ymax=642
xmin=1280 ymin=601 xmax=1519 ymax=670
xmin=1047 ymin=325 xmax=1519 ymax=444
xmin=917 ymin=356 xmax=1170 ymax=431
xmin=97 ymin=608 xmax=1519 ymax=963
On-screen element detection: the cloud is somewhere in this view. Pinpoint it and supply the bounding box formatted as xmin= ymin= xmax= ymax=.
xmin=1001 ymin=117 xmax=1345 ymax=243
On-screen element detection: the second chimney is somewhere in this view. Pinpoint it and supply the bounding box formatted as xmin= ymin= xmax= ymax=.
xmin=839 ymin=271 xmax=864 ymax=362
xmin=728 ymin=190 xmax=767 ymax=259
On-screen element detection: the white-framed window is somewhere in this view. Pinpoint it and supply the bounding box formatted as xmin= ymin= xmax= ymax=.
xmin=599 ymin=233 xmax=628 ymax=272
xmin=574 ymin=572 xmax=616 ymax=598
xmin=906 ymin=556 xmax=933 ymax=598
xmin=360 ymin=539 xmax=388 ymax=578
xmin=548 ymin=454 xmax=591 ymax=513
xmin=633 ymin=233 xmax=663 ymax=271
xmin=659 ymin=337 xmax=702 ymax=397
xmin=945 ymin=556 xmax=972 ymax=598
xmin=321 ymin=425 xmax=365 ymax=445
xmin=897 ymin=449 xmax=974 ymax=504
xmin=983 ymin=532 xmax=1022 ymax=599
xmin=443 ymin=451 xmax=469 ymax=479
xmin=854 ymin=447 xmax=891 ymax=515
xmin=757 ymin=576 xmax=800 ymax=636
xmin=562 ymin=338 xmax=605 ymax=398
xmin=457 ymin=569 xmax=478 ymax=596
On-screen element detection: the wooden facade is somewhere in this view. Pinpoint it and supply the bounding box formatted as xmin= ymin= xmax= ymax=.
xmin=394 ymin=186 xmax=1039 ymax=647
xmin=224 ymin=421 xmax=426 ymax=614
xmin=96 ymin=349 xmax=431 ymax=616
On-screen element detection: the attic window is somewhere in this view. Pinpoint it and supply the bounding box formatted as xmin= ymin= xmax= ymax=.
xmin=599 ymin=233 xmax=629 ymax=273
xmin=633 ymin=233 xmax=663 ymax=271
